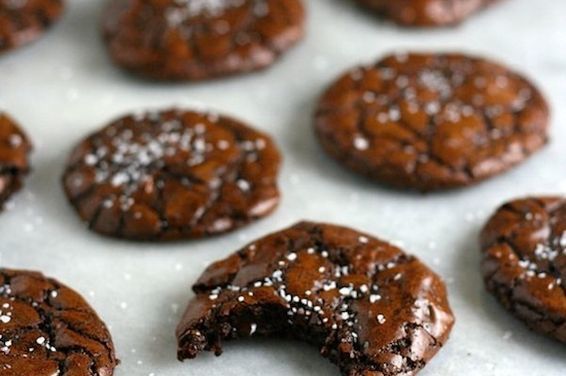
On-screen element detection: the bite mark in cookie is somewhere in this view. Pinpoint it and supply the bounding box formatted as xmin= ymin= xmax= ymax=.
xmin=176 ymin=221 xmax=454 ymax=375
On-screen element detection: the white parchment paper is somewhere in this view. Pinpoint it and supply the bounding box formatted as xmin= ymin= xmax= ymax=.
xmin=1 ymin=0 xmax=565 ymax=374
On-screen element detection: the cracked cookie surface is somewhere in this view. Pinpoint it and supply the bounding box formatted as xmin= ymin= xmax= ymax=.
xmin=102 ymin=0 xmax=305 ymax=81
xmin=354 ymin=0 xmax=500 ymax=27
xmin=176 ymin=221 xmax=454 ymax=375
xmin=0 ymin=0 xmax=64 ymax=53
xmin=481 ymin=197 xmax=566 ymax=342
xmin=314 ymin=53 xmax=549 ymax=191
xmin=0 ymin=268 xmax=117 ymax=376
xmin=0 ymin=113 xmax=32 ymax=210
xmin=62 ymin=108 xmax=281 ymax=241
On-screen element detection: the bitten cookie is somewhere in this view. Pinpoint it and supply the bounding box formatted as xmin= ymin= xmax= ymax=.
xmin=315 ymin=53 xmax=549 ymax=191
xmin=354 ymin=0 xmax=500 ymax=27
xmin=62 ymin=108 xmax=281 ymax=241
xmin=102 ymin=0 xmax=305 ymax=81
xmin=0 ymin=113 xmax=32 ymax=209
xmin=0 ymin=0 xmax=64 ymax=53
xmin=481 ymin=197 xmax=566 ymax=342
xmin=0 ymin=268 xmax=118 ymax=375
xmin=176 ymin=221 xmax=454 ymax=375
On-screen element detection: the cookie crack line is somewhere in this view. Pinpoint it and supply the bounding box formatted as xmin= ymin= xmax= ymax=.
xmin=0 ymin=112 xmax=32 ymax=210
xmin=101 ymin=0 xmax=305 ymax=81
xmin=0 ymin=0 xmax=65 ymax=53
xmin=62 ymin=108 xmax=282 ymax=241
xmin=314 ymin=52 xmax=550 ymax=191
xmin=481 ymin=197 xmax=566 ymax=343
xmin=0 ymin=268 xmax=118 ymax=375
xmin=488 ymin=238 xmax=566 ymax=299
xmin=177 ymin=221 xmax=454 ymax=376
xmin=353 ymin=0 xmax=502 ymax=27
xmin=347 ymin=68 xmax=531 ymax=183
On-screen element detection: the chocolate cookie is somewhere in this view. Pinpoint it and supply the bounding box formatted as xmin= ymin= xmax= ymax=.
xmin=0 ymin=113 xmax=32 ymax=209
xmin=0 ymin=268 xmax=117 ymax=375
xmin=62 ymin=108 xmax=281 ymax=241
xmin=0 ymin=0 xmax=64 ymax=53
xmin=176 ymin=221 xmax=454 ymax=375
xmin=315 ymin=53 xmax=549 ymax=191
xmin=102 ymin=0 xmax=305 ymax=81
xmin=354 ymin=0 xmax=500 ymax=27
xmin=481 ymin=197 xmax=566 ymax=342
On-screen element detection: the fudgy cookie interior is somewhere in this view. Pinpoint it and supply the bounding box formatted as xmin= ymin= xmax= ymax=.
xmin=177 ymin=222 xmax=454 ymax=375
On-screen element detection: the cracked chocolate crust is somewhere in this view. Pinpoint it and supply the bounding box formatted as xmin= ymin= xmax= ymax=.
xmin=62 ymin=108 xmax=281 ymax=241
xmin=0 ymin=113 xmax=32 ymax=210
xmin=0 ymin=268 xmax=117 ymax=376
xmin=314 ymin=52 xmax=549 ymax=191
xmin=101 ymin=0 xmax=305 ymax=81
xmin=481 ymin=197 xmax=566 ymax=343
xmin=0 ymin=0 xmax=64 ymax=53
xmin=176 ymin=221 xmax=454 ymax=375
xmin=354 ymin=0 xmax=501 ymax=27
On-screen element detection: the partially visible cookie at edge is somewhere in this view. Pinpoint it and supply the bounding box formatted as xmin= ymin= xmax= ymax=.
xmin=354 ymin=0 xmax=501 ymax=27
xmin=314 ymin=52 xmax=550 ymax=191
xmin=176 ymin=221 xmax=454 ymax=375
xmin=62 ymin=108 xmax=281 ymax=241
xmin=0 ymin=0 xmax=65 ymax=53
xmin=0 ymin=268 xmax=118 ymax=376
xmin=481 ymin=197 xmax=566 ymax=343
xmin=0 ymin=113 xmax=32 ymax=210
xmin=102 ymin=0 xmax=305 ymax=80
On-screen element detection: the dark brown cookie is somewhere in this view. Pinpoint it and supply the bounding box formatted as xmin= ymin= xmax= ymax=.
xmin=0 ymin=268 xmax=118 ymax=376
xmin=176 ymin=221 xmax=454 ymax=375
xmin=0 ymin=0 xmax=64 ymax=53
xmin=354 ymin=0 xmax=500 ymax=27
xmin=481 ymin=197 xmax=566 ymax=343
xmin=315 ymin=53 xmax=549 ymax=191
xmin=62 ymin=108 xmax=281 ymax=241
xmin=102 ymin=0 xmax=305 ymax=81
xmin=0 ymin=113 xmax=32 ymax=210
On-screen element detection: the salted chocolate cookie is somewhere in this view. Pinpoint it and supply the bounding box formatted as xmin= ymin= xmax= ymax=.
xmin=176 ymin=221 xmax=454 ymax=375
xmin=0 ymin=113 xmax=32 ymax=209
xmin=102 ymin=0 xmax=305 ymax=81
xmin=315 ymin=53 xmax=549 ymax=191
xmin=481 ymin=197 xmax=566 ymax=342
xmin=355 ymin=0 xmax=500 ymax=27
xmin=0 ymin=0 xmax=64 ymax=53
xmin=62 ymin=108 xmax=281 ymax=241
xmin=0 ymin=268 xmax=117 ymax=375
